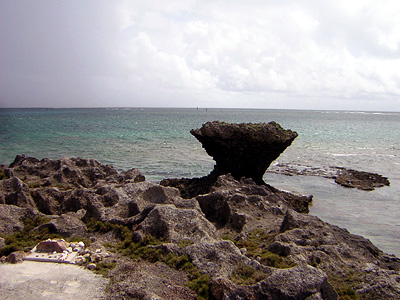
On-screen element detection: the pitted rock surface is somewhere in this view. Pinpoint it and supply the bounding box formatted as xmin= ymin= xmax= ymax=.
xmin=191 ymin=121 xmax=297 ymax=184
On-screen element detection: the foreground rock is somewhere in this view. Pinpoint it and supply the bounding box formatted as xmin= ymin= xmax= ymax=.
xmin=0 ymin=155 xmax=399 ymax=299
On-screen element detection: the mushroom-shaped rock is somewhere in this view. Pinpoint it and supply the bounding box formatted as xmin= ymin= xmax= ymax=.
xmin=191 ymin=121 xmax=298 ymax=184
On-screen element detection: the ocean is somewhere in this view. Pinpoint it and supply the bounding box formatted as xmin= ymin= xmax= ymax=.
xmin=1 ymin=107 xmax=399 ymax=256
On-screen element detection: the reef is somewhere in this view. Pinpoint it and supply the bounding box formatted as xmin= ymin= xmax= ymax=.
xmin=268 ymin=163 xmax=390 ymax=191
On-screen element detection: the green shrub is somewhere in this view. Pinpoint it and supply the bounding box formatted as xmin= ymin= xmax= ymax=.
xmin=186 ymin=274 xmax=210 ymax=300
xmin=259 ymin=250 xmax=296 ymax=269
xmin=83 ymin=218 xmax=210 ymax=299
xmin=95 ymin=261 xmax=116 ymax=276
xmin=0 ymin=216 xmax=61 ymax=257
xmin=328 ymin=272 xmax=360 ymax=300
xmin=223 ymin=229 xmax=295 ymax=269
xmin=229 ymin=263 xmax=267 ymax=285
xmin=0 ymin=167 xmax=6 ymax=180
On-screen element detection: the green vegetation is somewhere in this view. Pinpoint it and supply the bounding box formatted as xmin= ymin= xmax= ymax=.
xmin=327 ymin=270 xmax=385 ymax=300
xmin=229 ymin=263 xmax=267 ymax=285
xmin=28 ymin=181 xmax=42 ymax=189
xmin=27 ymin=180 xmax=73 ymax=190
xmin=0 ymin=166 xmax=6 ymax=180
xmin=327 ymin=270 xmax=380 ymax=300
xmin=0 ymin=216 xmax=60 ymax=257
xmin=223 ymin=229 xmax=295 ymax=269
xmin=85 ymin=218 xmax=210 ymax=299
xmin=178 ymin=239 xmax=194 ymax=248
xmin=328 ymin=272 xmax=359 ymax=300
xmin=95 ymin=261 xmax=117 ymax=276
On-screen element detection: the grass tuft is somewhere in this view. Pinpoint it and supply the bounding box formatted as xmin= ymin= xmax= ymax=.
xmin=229 ymin=263 xmax=267 ymax=285
xmin=222 ymin=229 xmax=295 ymax=269
xmin=0 ymin=216 xmax=60 ymax=257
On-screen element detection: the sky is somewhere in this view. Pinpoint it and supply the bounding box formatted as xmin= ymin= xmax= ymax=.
xmin=1 ymin=1 xmax=400 ymax=111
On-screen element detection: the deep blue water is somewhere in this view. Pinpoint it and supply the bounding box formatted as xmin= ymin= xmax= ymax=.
xmin=1 ymin=107 xmax=399 ymax=255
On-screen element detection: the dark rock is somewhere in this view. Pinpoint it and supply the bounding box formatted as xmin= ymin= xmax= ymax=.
xmin=0 ymin=177 xmax=37 ymax=210
xmin=184 ymin=240 xmax=260 ymax=278
xmin=267 ymin=241 xmax=291 ymax=257
xmin=0 ymin=204 xmax=35 ymax=235
xmin=1 ymin=154 xmax=399 ymax=300
xmin=335 ymin=168 xmax=390 ymax=190
xmin=5 ymin=154 xmax=144 ymax=189
xmin=268 ymin=163 xmax=390 ymax=191
xmin=37 ymin=212 xmax=88 ymax=237
xmin=191 ymin=121 xmax=297 ymax=184
xmin=160 ymin=173 xmax=218 ymax=199
xmin=254 ymin=265 xmax=338 ymax=300
xmin=5 ymin=251 xmax=25 ymax=264
xmin=106 ymin=259 xmax=197 ymax=300
xmin=136 ymin=204 xmax=218 ymax=243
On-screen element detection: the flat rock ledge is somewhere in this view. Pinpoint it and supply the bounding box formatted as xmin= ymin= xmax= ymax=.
xmin=1 ymin=155 xmax=400 ymax=300
xmin=268 ymin=163 xmax=390 ymax=191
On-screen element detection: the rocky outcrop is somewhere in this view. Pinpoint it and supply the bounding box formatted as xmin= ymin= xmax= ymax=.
xmin=37 ymin=212 xmax=88 ymax=237
xmin=106 ymin=259 xmax=197 ymax=300
xmin=161 ymin=121 xmax=310 ymax=212
xmin=268 ymin=163 xmax=390 ymax=191
xmin=334 ymin=168 xmax=390 ymax=190
xmin=1 ymin=155 xmax=399 ymax=299
xmin=0 ymin=204 xmax=35 ymax=235
xmin=191 ymin=121 xmax=297 ymax=185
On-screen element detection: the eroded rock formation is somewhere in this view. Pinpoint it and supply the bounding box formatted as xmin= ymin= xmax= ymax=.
xmin=1 ymin=155 xmax=399 ymax=299
xmin=162 ymin=121 xmax=308 ymax=210
xmin=191 ymin=121 xmax=298 ymax=185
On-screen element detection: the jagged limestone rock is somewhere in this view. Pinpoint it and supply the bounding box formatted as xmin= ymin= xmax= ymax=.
xmin=191 ymin=121 xmax=297 ymax=184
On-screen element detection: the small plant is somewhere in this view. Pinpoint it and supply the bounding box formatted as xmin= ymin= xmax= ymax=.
xmin=95 ymin=261 xmax=116 ymax=276
xmin=258 ymin=250 xmax=296 ymax=269
xmin=53 ymin=183 xmax=73 ymax=190
xmin=328 ymin=272 xmax=360 ymax=300
xmin=186 ymin=273 xmax=210 ymax=300
xmin=0 ymin=166 xmax=6 ymax=180
xmin=82 ymin=218 xmax=210 ymax=299
xmin=178 ymin=240 xmax=194 ymax=248
xmin=0 ymin=216 xmax=61 ymax=257
xmin=229 ymin=263 xmax=267 ymax=285
xmin=28 ymin=181 xmax=42 ymax=189
xmin=222 ymin=229 xmax=296 ymax=269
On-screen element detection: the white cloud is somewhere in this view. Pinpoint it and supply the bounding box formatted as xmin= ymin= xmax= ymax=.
xmin=0 ymin=0 xmax=399 ymax=110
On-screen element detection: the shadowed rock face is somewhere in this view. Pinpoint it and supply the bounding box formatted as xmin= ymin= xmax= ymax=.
xmin=191 ymin=121 xmax=298 ymax=185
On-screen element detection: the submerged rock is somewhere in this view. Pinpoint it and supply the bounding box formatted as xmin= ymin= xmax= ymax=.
xmin=268 ymin=163 xmax=390 ymax=191
xmin=191 ymin=121 xmax=298 ymax=185
xmin=334 ymin=168 xmax=390 ymax=190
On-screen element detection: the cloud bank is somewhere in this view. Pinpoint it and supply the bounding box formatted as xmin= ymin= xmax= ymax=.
xmin=1 ymin=0 xmax=399 ymax=111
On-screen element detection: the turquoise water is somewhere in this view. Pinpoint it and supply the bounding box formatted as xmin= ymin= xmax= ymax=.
xmin=1 ymin=108 xmax=399 ymax=256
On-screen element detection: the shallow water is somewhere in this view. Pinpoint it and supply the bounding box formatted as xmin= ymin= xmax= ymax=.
xmin=1 ymin=107 xmax=399 ymax=256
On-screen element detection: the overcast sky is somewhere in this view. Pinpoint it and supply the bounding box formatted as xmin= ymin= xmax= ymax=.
xmin=1 ymin=1 xmax=400 ymax=111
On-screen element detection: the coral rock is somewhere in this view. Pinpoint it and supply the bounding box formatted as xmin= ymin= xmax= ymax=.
xmin=191 ymin=121 xmax=297 ymax=184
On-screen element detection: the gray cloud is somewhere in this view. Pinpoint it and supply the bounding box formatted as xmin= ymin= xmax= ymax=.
xmin=1 ymin=0 xmax=399 ymax=111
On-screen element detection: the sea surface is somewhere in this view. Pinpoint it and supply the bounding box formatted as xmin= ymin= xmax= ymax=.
xmin=1 ymin=108 xmax=399 ymax=256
